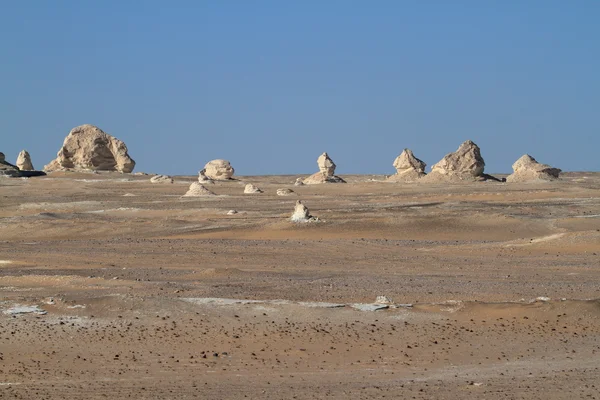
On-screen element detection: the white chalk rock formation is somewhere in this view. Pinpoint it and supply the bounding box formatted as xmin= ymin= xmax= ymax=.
xmin=290 ymin=200 xmax=318 ymax=223
xmin=16 ymin=150 xmax=34 ymax=171
xmin=183 ymin=182 xmax=216 ymax=197
xmin=303 ymin=152 xmax=346 ymax=184
xmin=204 ymin=159 xmax=234 ymax=180
xmin=198 ymin=169 xmax=214 ymax=184
xmin=44 ymin=125 xmax=135 ymax=173
xmin=375 ymin=295 xmax=393 ymax=304
xmin=0 ymin=152 xmax=20 ymax=176
xmin=294 ymin=178 xmax=305 ymax=186
xmin=227 ymin=210 xmax=238 ymax=215
xmin=277 ymin=188 xmax=296 ymax=196
xmin=387 ymin=149 xmax=426 ymax=182
xmin=244 ymin=183 xmax=263 ymax=194
xmin=422 ymin=140 xmax=485 ymax=182
xmin=506 ymin=155 xmax=561 ymax=182
xmin=150 ymin=174 xmax=174 ymax=184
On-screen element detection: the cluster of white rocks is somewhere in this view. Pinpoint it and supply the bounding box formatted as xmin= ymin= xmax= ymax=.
xmin=386 ymin=140 xmax=560 ymax=184
xmin=7 ymin=124 xmax=566 ymax=229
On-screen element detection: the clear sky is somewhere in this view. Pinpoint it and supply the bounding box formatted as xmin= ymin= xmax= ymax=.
xmin=1 ymin=1 xmax=598 ymax=175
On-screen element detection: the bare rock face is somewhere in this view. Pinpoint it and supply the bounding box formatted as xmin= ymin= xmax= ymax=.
xmin=44 ymin=125 xmax=135 ymax=173
xmin=183 ymin=182 xmax=216 ymax=197
xmin=16 ymin=150 xmax=34 ymax=171
xmin=303 ymin=152 xmax=346 ymax=184
xmin=277 ymin=188 xmax=296 ymax=196
xmin=244 ymin=183 xmax=263 ymax=194
xmin=150 ymin=174 xmax=174 ymax=184
xmin=387 ymin=149 xmax=426 ymax=182
xmin=0 ymin=152 xmax=20 ymax=177
xmin=198 ymin=169 xmax=214 ymax=184
xmin=204 ymin=160 xmax=234 ymax=180
xmin=290 ymin=200 xmax=318 ymax=223
xmin=1 ymin=152 xmax=45 ymax=178
xmin=506 ymin=155 xmax=561 ymax=182
xmin=422 ymin=140 xmax=485 ymax=182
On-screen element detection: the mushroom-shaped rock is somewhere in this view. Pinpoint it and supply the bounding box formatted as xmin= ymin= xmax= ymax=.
xmin=506 ymin=155 xmax=561 ymax=182
xmin=150 ymin=174 xmax=174 ymax=184
xmin=204 ymin=159 xmax=234 ymax=180
xmin=183 ymin=182 xmax=216 ymax=197
xmin=318 ymin=152 xmax=336 ymax=175
xmin=303 ymin=152 xmax=346 ymax=184
xmin=16 ymin=150 xmax=34 ymax=171
xmin=387 ymin=149 xmax=426 ymax=182
xmin=198 ymin=169 xmax=214 ymax=184
xmin=277 ymin=188 xmax=296 ymax=196
xmin=290 ymin=200 xmax=318 ymax=223
xmin=44 ymin=125 xmax=135 ymax=173
xmin=244 ymin=183 xmax=263 ymax=194
xmin=422 ymin=140 xmax=487 ymax=182
xmin=294 ymin=178 xmax=305 ymax=186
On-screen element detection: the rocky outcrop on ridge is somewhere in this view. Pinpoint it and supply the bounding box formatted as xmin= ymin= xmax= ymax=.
xmin=44 ymin=125 xmax=135 ymax=173
xmin=387 ymin=149 xmax=426 ymax=182
xmin=0 ymin=152 xmax=45 ymax=177
xmin=204 ymin=160 xmax=234 ymax=180
xmin=506 ymin=155 xmax=561 ymax=182
xmin=0 ymin=152 xmax=20 ymax=177
xmin=16 ymin=150 xmax=34 ymax=171
xmin=303 ymin=153 xmax=346 ymax=184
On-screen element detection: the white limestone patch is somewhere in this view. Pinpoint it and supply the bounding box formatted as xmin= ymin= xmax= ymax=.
xmin=19 ymin=201 xmax=102 ymax=210
xmin=297 ymin=302 xmax=346 ymax=308
xmin=183 ymin=297 xmax=411 ymax=312
xmin=3 ymin=305 xmax=47 ymax=315
xmin=351 ymin=304 xmax=389 ymax=312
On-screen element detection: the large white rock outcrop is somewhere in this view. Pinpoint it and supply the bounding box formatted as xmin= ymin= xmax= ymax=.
xmin=16 ymin=150 xmax=34 ymax=171
xmin=387 ymin=149 xmax=426 ymax=182
xmin=303 ymin=152 xmax=346 ymax=184
xmin=44 ymin=125 xmax=135 ymax=173
xmin=204 ymin=160 xmax=234 ymax=180
xmin=290 ymin=200 xmax=318 ymax=223
xmin=506 ymin=155 xmax=561 ymax=182
xmin=183 ymin=182 xmax=216 ymax=197
xmin=422 ymin=140 xmax=487 ymax=182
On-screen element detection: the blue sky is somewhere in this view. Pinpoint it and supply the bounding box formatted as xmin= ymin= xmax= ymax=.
xmin=1 ymin=1 xmax=598 ymax=175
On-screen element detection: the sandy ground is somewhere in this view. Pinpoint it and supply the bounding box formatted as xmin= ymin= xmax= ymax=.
xmin=1 ymin=172 xmax=599 ymax=399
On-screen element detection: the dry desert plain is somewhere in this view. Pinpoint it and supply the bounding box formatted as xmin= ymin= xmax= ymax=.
xmin=1 ymin=172 xmax=600 ymax=399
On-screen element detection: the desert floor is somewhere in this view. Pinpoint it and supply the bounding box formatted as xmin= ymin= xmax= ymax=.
xmin=1 ymin=172 xmax=599 ymax=399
